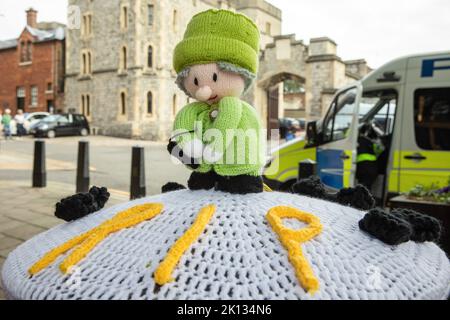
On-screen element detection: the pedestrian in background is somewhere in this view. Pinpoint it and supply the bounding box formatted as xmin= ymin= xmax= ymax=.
xmin=1 ymin=109 xmax=12 ymax=140
xmin=14 ymin=109 xmax=26 ymax=137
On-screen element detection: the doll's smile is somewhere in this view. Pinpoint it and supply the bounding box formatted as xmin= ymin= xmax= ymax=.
xmin=208 ymin=95 xmax=218 ymax=102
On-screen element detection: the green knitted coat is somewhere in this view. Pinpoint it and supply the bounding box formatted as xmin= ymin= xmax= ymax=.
xmin=173 ymin=97 xmax=265 ymax=177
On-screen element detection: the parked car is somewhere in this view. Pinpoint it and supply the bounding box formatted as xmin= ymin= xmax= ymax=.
xmin=10 ymin=112 xmax=50 ymax=135
xmin=31 ymin=114 xmax=90 ymax=138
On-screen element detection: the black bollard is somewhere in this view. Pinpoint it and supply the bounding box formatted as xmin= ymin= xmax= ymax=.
xmin=130 ymin=146 xmax=146 ymax=200
xmin=298 ymin=159 xmax=317 ymax=181
xmin=32 ymin=140 xmax=47 ymax=188
xmin=76 ymin=141 xmax=90 ymax=193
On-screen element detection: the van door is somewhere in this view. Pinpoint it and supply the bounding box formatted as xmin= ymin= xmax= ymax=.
xmin=398 ymin=55 xmax=450 ymax=192
xmin=317 ymin=85 xmax=362 ymax=190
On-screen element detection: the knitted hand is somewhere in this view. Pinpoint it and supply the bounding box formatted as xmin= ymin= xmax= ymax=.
xmin=359 ymin=208 xmax=413 ymax=245
xmin=203 ymin=97 xmax=243 ymax=164
xmin=161 ymin=182 xmax=187 ymax=193
xmin=291 ymin=176 xmax=376 ymax=211
xmin=390 ymin=208 xmax=441 ymax=242
xmin=359 ymin=208 xmax=442 ymax=245
xmin=167 ymin=141 xmax=200 ymax=170
xmin=55 ymin=186 xmax=110 ymax=222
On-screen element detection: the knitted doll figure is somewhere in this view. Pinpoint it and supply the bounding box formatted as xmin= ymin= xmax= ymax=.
xmin=168 ymin=9 xmax=265 ymax=195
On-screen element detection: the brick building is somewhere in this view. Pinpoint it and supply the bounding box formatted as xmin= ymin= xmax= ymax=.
xmin=0 ymin=9 xmax=65 ymax=114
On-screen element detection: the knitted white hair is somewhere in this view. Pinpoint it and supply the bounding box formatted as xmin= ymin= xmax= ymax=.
xmin=2 ymin=190 xmax=450 ymax=300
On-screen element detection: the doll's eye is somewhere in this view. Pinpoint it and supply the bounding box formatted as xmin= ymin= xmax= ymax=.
xmin=213 ymin=73 xmax=218 ymax=82
xmin=194 ymin=78 xmax=199 ymax=86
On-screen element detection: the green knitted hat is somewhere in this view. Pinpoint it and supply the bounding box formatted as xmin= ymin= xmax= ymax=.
xmin=173 ymin=9 xmax=260 ymax=75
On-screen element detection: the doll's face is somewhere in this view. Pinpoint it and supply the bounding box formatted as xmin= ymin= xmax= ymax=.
xmin=183 ymin=63 xmax=245 ymax=105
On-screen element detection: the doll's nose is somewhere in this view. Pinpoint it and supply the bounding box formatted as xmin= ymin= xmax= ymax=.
xmin=195 ymin=86 xmax=212 ymax=101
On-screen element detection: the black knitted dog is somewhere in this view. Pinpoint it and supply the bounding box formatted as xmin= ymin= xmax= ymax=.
xmin=359 ymin=208 xmax=442 ymax=245
xmin=55 ymin=186 xmax=110 ymax=222
xmin=291 ymin=176 xmax=375 ymax=211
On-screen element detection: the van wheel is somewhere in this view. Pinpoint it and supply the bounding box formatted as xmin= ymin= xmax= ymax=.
xmin=80 ymin=128 xmax=88 ymax=136
xmin=47 ymin=130 xmax=56 ymax=139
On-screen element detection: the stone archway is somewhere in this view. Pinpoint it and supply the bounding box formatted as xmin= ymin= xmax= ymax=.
xmin=258 ymin=71 xmax=306 ymax=139
xmin=244 ymin=34 xmax=309 ymax=140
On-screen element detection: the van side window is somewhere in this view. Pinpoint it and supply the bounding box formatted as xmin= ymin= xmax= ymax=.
xmin=323 ymin=87 xmax=357 ymax=143
xmin=414 ymin=88 xmax=450 ymax=150
xmin=360 ymin=90 xmax=397 ymax=135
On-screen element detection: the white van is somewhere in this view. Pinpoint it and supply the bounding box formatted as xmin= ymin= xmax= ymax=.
xmin=264 ymin=51 xmax=450 ymax=202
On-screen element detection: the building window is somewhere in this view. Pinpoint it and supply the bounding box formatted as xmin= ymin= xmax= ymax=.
xmin=172 ymin=94 xmax=177 ymax=116
xmin=31 ymin=86 xmax=38 ymax=107
xmin=81 ymin=51 xmax=92 ymax=75
xmin=88 ymin=14 xmax=93 ymax=35
xmin=81 ymin=95 xmax=86 ymax=115
xmin=86 ymin=95 xmax=91 ymax=116
xmin=82 ymin=14 xmax=93 ymax=36
xmin=147 ymin=91 xmax=153 ymax=114
xmin=147 ymin=45 xmax=153 ymax=68
xmin=88 ymin=52 xmax=92 ymax=74
xmin=82 ymin=15 xmax=87 ymax=35
xmin=82 ymin=53 xmax=87 ymax=74
xmin=121 ymin=6 xmax=128 ymax=29
xmin=148 ymin=4 xmax=154 ymax=26
xmin=120 ymin=92 xmax=126 ymax=115
xmin=26 ymin=41 xmax=32 ymax=61
xmin=120 ymin=46 xmax=127 ymax=70
xmin=173 ymin=9 xmax=177 ymax=31
xmin=265 ymin=22 xmax=271 ymax=36
xmin=20 ymin=41 xmax=26 ymax=62
xmin=17 ymin=87 xmax=26 ymax=110
xmin=47 ymin=83 xmax=52 ymax=91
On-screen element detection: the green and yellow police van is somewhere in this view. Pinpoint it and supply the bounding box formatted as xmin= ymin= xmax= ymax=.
xmin=264 ymin=51 xmax=450 ymax=203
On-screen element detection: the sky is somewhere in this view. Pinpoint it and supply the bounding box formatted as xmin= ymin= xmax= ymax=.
xmin=0 ymin=0 xmax=449 ymax=68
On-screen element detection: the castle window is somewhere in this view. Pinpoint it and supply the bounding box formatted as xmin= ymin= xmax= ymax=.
xmin=148 ymin=4 xmax=154 ymax=26
xmin=31 ymin=86 xmax=38 ymax=107
xmin=82 ymin=14 xmax=93 ymax=36
xmin=121 ymin=46 xmax=127 ymax=70
xmin=86 ymin=95 xmax=91 ymax=116
xmin=265 ymin=22 xmax=271 ymax=36
xmin=82 ymin=53 xmax=87 ymax=74
xmin=81 ymin=95 xmax=85 ymax=115
xmin=173 ymin=9 xmax=177 ymax=31
xmin=147 ymin=45 xmax=153 ymax=68
xmin=172 ymin=94 xmax=177 ymax=116
xmin=120 ymin=92 xmax=127 ymax=115
xmin=88 ymin=52 xmax=92 ymax=74
xmin=147 ymin=91 xmax=153 ymax=114
xmin=121 ymin=5 xmax=128 ymax=29
xmin=82 ymin=15 xmax=87 ymax=36
xmin=88 ymin=14 xmax=93 ymax=35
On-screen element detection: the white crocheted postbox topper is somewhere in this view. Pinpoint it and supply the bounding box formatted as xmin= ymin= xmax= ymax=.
xmin=2 ymin=190 xmax=450 ymax=300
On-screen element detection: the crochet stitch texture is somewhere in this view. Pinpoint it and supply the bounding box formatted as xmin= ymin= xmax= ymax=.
xmin=2 ymin=190 xmax=450 ymax=300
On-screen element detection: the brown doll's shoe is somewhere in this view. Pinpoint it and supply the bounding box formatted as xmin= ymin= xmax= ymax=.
xmin=216 ymin=175 xmax=264 ymax=195
xmin=188 ymin=171 xmax=218 ymax=191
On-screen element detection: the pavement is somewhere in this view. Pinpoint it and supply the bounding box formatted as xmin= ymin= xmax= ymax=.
xmin=0 ymin=180 xmax=129 ymax=300
xmin=0 ymin=135 xmax=188 ymax=300
xmin=0 ymin=135 xmax=190 ymax=195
